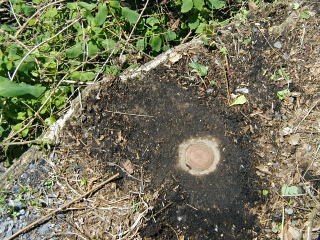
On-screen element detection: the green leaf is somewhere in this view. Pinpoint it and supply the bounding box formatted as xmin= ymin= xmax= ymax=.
xmin=262 ymin=190 xmax=269 ymax=196
xmin=95 ymin=3 xmax=108 ymax=26
xmin=193 ymin=0 xmax=204 ymax=10
xmin=78 ymin=2 xmax=96 ymax=11
xmin=291 ymin=3 xmax=300 ymax=10
xmin=164 ymin=31 xmax=177 ymax=41
xmin=13 ymin=123 xmax=22 ymax=132
xmin=122 ymin=7 xmax=140 ymax=24
xmin=109 ymin=0 xmax=120 ymax=8
xmin=281 ymin=185 xmax=302 ymax=196
xmin=66 ymin=2 xmax=77 ymax=10
xmin=146 ymin=17 xmax=159 ymax=26
xmin=13 ymin=123 xmax=28 ymax=137
xmin=22 ymin=5 xmax=35 ymax=17
xmin=188 ymin=15 xmax=200 ymax=30
xmin=66 ymin=44 xmax=83 ymax=59
xmin=81 ymin=177 xmax=88 ymax=186
xmin=54 ymin=95 xmax=66 ymax=109
xmin=149 ymin=36 xmax=162 ymax=52
xmin=196 ymin=22 xmax=207 ymax=34
xmin=136 ymin=38 xmax=147 ymax=50
xmin=88 ymin=41 xmax=99 ymax=57
xmin=277 ymin=89 xmax=290 ymax=100
xmin=230 ymin=95 xmax=247 ymax=106
xmin=181 ymin=0 xmax=193 ymax=13
xmin=28 ymin=19 xmax=36 ymax=26
xmin=242 ymin=38 xmax=251 ymax=44
xmin=301 ymin=11 xmax=310 ymax=19
xmin=81 ymin=72 xmax=96 ymax=81
xmin=208 ymin=0 xmax=226 ymax=9
xmin=0 ymin=79 xmax=46 ymax=98
xmin=1 ymin=24 xmax=16 ymax=33
xmin=190 ymin=62 xmax=208 ymax=76
xmin=219 ymin=46 xmax=228 ymax=55
xmin=17 ymin=112 xmax=26 ymax=121
xmin=45 ymin=117 xmax=56 ymax=126
xmin=101 ymin=39 xmax=116 ymax=51
xmin=44 ymin=7 xmax=58 ymax=18
xmin=70 ymin=71 xmax=96 ymax=81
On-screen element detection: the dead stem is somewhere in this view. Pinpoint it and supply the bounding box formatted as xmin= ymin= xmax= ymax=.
xmin=6 ymin=173 xmax=120 ymax=240
xmin=306 ymin=205 xmax=320 ymax=240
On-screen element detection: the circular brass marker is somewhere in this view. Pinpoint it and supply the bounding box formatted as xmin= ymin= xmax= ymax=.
xmin=186 ymin=143 xmax=214 ymax=170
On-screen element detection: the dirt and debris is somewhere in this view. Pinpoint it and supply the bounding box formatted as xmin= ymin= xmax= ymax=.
xmin=1 ymin=1 xmax=320 ymax=239
xmin=53 ymin=1 xmax=320 ymax=238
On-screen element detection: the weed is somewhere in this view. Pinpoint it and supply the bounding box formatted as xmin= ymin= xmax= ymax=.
xmin=0 ymin=0 xmax=244 ymax=164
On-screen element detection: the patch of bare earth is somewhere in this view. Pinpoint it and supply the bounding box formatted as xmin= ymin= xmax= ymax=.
xmin=50 ymin=1 xmax=320 ymax=239
xmin=3 ymin=1 xmax=320 ymax=239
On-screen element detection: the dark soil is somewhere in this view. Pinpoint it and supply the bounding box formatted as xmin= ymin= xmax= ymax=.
xmin=1 ymin=1 xmax=320 ymax=239
xmin=62 ymin=41 xmax=271 ymax=238
xmin=58 ymin=1 xmax=320 ymax=237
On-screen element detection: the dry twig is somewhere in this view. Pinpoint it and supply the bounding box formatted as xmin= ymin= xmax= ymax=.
xmin=6 ymin=173 xmax=120 ymax=240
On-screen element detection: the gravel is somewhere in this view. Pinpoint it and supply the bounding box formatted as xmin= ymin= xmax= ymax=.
xmin=0 ymin=158 xmax=67 ymax=240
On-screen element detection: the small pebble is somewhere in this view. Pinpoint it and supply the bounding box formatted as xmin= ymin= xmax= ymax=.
xmin=274 ymin=41 xmax=282 ymax=49
xmin=38 ymin=222 xmax=51 ymax=234
xmin=235 ymin=88 xmax=249 ymax=94
xmin=192 ymin=55 xmax=198 ymax=62
xmin=206 ymin=88 xmax=213 ymax=94
xmin=285 ymin=208 xmax=294 ymax=215
xmin=11 ymin=185 xmax=21 ymax=193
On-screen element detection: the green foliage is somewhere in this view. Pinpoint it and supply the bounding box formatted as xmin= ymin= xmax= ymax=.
xmin=277 ymin=89 xmax=290 ymax=100
xmin=230 ymin=95 xmax=247 ymax=106
xmin=122 ymin=7 xmax=140 ymax=24
xmin=301 ymin=11 xmax=310 ymax=19
xmin=0 ymin=0 xmax=243 ymax=164
xmin=190 ymin=62 xmax=208 ymax=76
xmin=0 ymin=78 xmax=46 ymax=98
xmin=281 ymin=185 xmax=302 ymax=196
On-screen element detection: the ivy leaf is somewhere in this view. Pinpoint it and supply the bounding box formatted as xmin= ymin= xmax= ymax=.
xmin=66 ymin=44 xmax=83 ymax=59
xmin=95 ymin=3 xmax=108 ymax=26
xmin=80 ymin=72 xmax=96 ymax=81
xmin=109 ymin=0 xmax=120 ymax=8
xmin=149 ymin=36 xmax=162 ymax=52
xmin=146 ymin=17 xmax=159 ymax=26
xmin=188 ymin=15 xmax=200 ymax=30
xmin=102 ymin=39 xmax=116 ymax=50
xmin=0 ymin=78 xmax=46 ymax=97
xmin=70 ymin=71 xmax=96 ymax=81
xmin=44 ymin=7 xmax=58 ymax=18
xmin=208 ymin=0 xmax=226 ymax=9
xmin=164 ymin=31 xmax=177 ymax=41
xmin=45 ymin=117 xmax=56 ymax=126
xmin=102 ymin=39 xmax=116 ymax=51
xmin=230 ymin=95 xmax=247 ymax=106
xmin=193 ymin=0 xmax=204 ymax=10
xmin=78 ymin=2 xmax=96 ymax=11
xmin=181 ymin=0 xmax=193 ymax=13
xmin=88 ymin=41 xmax=99 ymax=57
xmin=122 ymin=7 xmax=140 ymax=24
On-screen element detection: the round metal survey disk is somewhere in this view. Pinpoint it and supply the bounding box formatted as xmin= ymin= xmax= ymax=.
xmin=178 ymin=136 xmax=220 ymax=176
